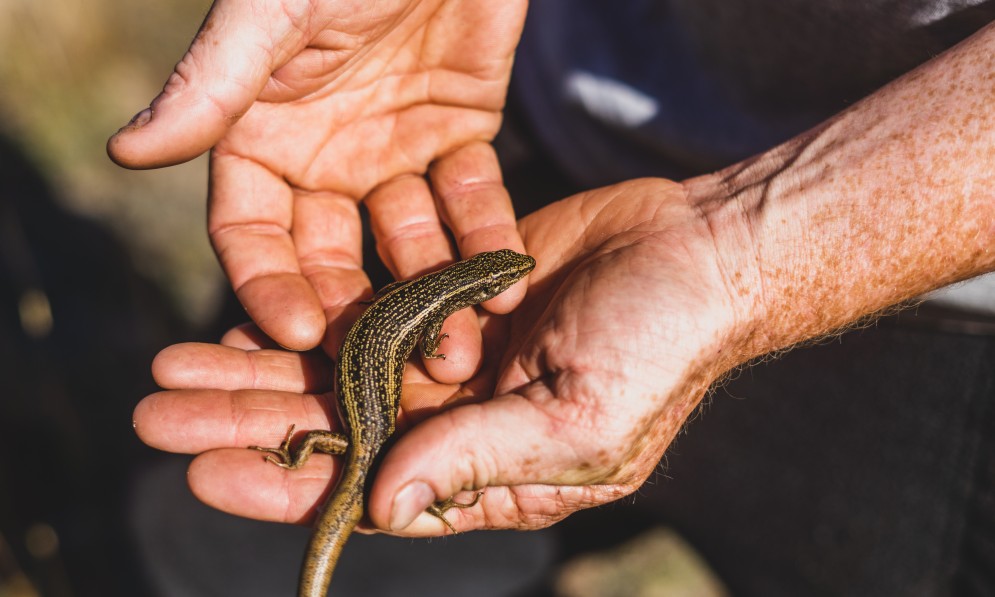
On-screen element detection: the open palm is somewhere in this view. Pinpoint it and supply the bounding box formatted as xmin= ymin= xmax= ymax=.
xmin=109 ymin=0 xmax=528 ymax=353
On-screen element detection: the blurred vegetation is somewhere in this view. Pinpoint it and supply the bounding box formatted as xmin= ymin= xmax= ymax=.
xmin=555 ymin=527 xmax=728 ymax=597
xmin=0 ymin=0 xmax=222 ymax=325
xmin=0 ymin=2 xmax=229 ymax=594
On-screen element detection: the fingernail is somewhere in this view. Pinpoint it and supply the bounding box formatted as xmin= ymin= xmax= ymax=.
xmin=124 ymin=108 xmax=152 ymax=130
xmin=389 ymin=481 xmax=435 ymax=531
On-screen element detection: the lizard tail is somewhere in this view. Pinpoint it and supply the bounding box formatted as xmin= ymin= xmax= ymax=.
xmin=297 ymin=451 xmax=367 ymax=597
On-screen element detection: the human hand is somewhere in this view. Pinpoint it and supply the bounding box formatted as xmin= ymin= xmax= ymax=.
xmin=136 ymin=20 xmax=995 ymax=533
xmin=108 ymin=0 xmax=528 ymax=363
xmin=135 ymin=176 xmax=761 ymax=533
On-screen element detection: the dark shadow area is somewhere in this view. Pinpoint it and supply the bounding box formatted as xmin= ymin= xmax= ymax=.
xmin=0 ymin=131 xmax=187 ymax=596
xmin=641 ymin=320 xmax=995 ymax=596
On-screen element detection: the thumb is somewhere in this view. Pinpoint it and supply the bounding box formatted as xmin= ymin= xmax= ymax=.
xmin=107 ymin=0 xmax=301 ymax=169
xmin=368 ymin=392 xmax=618 ymax=534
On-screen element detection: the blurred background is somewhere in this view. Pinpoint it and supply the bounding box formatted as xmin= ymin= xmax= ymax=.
xmin=0 ymin=0 xmax=221 ymax=321
xmin=0 ymin=0 xmax=226 ymax=594
xmin=0 ymin=1 xmax=727 ymax=596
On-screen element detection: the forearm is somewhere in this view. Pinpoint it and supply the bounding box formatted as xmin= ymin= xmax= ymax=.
xmin=694 ymin=21 xmax=995 ymax=360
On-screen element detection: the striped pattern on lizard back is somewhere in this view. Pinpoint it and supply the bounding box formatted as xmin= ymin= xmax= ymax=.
xmin=252 ymin=249 xmax=536 ymax=597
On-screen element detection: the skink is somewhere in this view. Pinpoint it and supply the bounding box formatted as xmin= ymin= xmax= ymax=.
xmin=250 ymin=249 xmax=536 ymax=596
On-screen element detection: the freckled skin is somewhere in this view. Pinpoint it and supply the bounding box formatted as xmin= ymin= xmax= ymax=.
xmin=252 ymin=249 xmax=535 ymax=597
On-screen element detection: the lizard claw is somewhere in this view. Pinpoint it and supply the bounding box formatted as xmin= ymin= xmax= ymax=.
xmin=249 ymin=424 xmax=297 ymax=467
xmin=426 ymin=491 xmax=485 ymax=534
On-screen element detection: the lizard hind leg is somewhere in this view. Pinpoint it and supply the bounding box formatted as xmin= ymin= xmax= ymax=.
xmin=426 ymin=491 xmax=485 ymax=534
xmin=248 ymin=425 xmax=349 ymax=469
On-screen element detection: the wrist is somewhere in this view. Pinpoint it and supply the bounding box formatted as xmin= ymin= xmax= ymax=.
xmin=683 ymin=168 xmax=777 ymax=365
xmin=685 ymin=123 xmax=892 ymax=363
xmin=692 ymin=24 xmax=995 ymax=365
xmin=685 ymin=127 xmax=904 ymax=363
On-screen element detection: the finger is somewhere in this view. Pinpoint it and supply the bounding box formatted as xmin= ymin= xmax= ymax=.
xmin=367 ymin=175 xmax=453 ymax=279
xmin=209 ymin=151 xmax=327 ymax=350
xmin=150 ymin=381 xmax=473 ymax=526
xmin=367 ymin=389 xmax=650 ymax=535
xmin=188 ymin=447 xmax=338 ymax=524
xmin=133 ymin=388 xmax=336 ymax=454
xmin=151 ymin=343 xmax=333 ymax=393
xmin=290 ymin=188 xmax=371 ymax=356
xmin=373 ymin=483 xmax=615 ymax=538
xmin=366 ymin=175 xmax=483 ymax=384
xmin=186 ymin=443 xmax=611 ymax=531
xmin=430 ymin=142 xmax=528 ymax=313
xmin=134 ymin=374 xmax=462 ymax=455
xmin=107 ymin=0 xmax=306 ymax=168
xmin=220 ymin=323 xmax=278 ymax=350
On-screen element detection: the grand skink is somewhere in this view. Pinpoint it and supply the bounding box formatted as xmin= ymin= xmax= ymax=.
xmin=250 ymin=249 xmax=536 ymax=596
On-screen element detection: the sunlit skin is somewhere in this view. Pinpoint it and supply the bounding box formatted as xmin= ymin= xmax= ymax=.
xmin=139 ymin=178 xmax=742 ymax=533
xmin=109 ymin=0 xmax=530 ymax=373
xmin=121 ymin=0 xmax=995 ymax=540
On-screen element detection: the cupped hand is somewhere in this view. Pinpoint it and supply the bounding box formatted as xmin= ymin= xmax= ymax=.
xmin=135 ymin=175 xmax=761 ymax=534
xmin=108 ymin=0 xmax=528 ymax=362
xmin=370 ymin=177 xmax=757 ymax=533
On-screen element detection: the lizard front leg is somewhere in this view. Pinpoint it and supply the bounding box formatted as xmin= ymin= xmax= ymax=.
xmin=420 ymin=316 xmax=449 ymax=360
